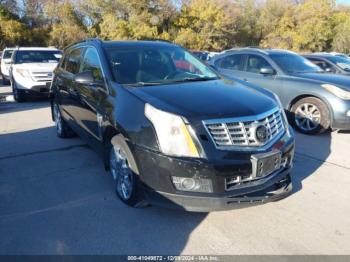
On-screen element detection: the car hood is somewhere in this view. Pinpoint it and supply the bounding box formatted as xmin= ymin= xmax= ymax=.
xmin=129 ymin=79 xmax=277 ymax=121
xmin=13 ymin=62 xmax=58 ymax=72
xmin=290 ymin=72 xmax=350 ymax=91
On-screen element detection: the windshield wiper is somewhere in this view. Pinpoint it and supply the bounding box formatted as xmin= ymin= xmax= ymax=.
xmin=171 ymin=76 xmax=219 ymax=83
xmin=128 ymin=81 xmax=164 ymax=87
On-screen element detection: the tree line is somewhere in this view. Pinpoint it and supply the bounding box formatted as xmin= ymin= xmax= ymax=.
xmin=1 ymin=0 xmax=350 ymax=53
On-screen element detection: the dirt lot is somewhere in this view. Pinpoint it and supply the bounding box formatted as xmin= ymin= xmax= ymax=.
xmin=1 ymin=82 xmax=350 ymax=255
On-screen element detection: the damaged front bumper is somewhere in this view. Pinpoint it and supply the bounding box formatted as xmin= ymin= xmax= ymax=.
xmin=130 ymin=135 xmax=295 ymax=212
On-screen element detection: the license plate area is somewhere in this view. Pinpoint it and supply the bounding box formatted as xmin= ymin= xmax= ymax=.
xmin=251 ymin=150 xmax=282 ymax=179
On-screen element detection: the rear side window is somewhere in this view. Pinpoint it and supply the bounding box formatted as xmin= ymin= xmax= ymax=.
xmin=80 ymin=48 xmax=103 ymax=81
xmin=215 ymin=54 xmax=244 ymax=71
xmin=64 ymin=48 xmax=83 ymax=74
xmin=246 ymin=55 xmax=272 ymax=73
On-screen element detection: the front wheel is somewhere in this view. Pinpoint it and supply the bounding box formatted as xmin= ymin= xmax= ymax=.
xmin=12 ymin=79 xmax=26 ymax=102
xmin=291 ymin=97 xmax=330 ymax=135
xmin=53 ymin=102 xmax=75 ymax=138
xmin=1 ymin=74 xmax=10 ymax=85
xmin=109 ymin=136 xmax=146 ymax=208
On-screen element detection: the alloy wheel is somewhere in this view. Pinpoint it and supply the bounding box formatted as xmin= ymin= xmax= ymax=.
xmin=53 ymin=103 xmax=63 ymax=135
xmin=109 ymin=146 xmax=134 ymax=200
xmin=12 ymin=82 xmax=18 ymax=100
xmin=294 ymin=103 xmax=321 ymax=132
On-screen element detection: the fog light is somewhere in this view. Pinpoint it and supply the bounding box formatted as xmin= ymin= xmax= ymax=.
xmin=181 ymin=178 xmax=196 ymax=190
xmin=172 ymin=176 xmax=213 ymax=193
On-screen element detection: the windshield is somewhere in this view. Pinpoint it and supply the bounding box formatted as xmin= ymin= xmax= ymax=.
xmin=3 ymin=50 xmax=14 ymax=59
xmin=106 ymin=46 xmax=218 ymax=86
xmin=270 ymin=53 xmax=322 ymax=74
xmin=328 ymin=56 xmax=350 ymax=71
xmin=14 ymin=50 xmax=62 ymax=64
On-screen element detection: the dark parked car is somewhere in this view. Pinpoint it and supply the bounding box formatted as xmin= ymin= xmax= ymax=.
xmin=50 ymin=39 xmax=294 ymax=211
xmin=304 ymin=53 xmax=350 ymax=76
xmin=210 ymin=48 xmax=350 ymax=135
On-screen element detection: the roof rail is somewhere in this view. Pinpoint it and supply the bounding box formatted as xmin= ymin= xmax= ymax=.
xmin=223 ymin=46 xmax=269 ymax=55
xmin=246 ymin=46 xmax=263 ymax=49
xmin=64 ymin=38 xmax=103 ymax=50
xmin=140 ymin=38 xmax=175 ymax=44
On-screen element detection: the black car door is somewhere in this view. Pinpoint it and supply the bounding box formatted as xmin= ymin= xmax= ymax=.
xmin=57 ymin=47 xmax=85 ymax=126
xmin=74 ymin=47 xmax=108 ymax=144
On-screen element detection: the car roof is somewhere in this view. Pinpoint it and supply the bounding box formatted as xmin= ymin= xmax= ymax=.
xmin=15 ymin=47 xmax=60 ymax=51
xmin=219 ymin=47 xmax=296 ymax=56
xmin=3 ymin=47 xmax=15 ymax=51
xmin=69 ymin=39 xmax=179 ymax=50
xmin=304 ymin=53 xmax=335 ymax=58
xmin=102 ymin=40 xmax=178 ymax=49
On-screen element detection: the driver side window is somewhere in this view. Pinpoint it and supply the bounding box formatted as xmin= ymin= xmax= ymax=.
xmin=246 ymin=55 xmax=273 ymax=74
xmin=80 ymin=48 xmax=103 ymax=81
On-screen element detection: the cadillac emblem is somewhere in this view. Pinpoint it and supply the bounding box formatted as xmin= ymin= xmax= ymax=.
xmin=255 ymin=125 xmax=269 ymax=143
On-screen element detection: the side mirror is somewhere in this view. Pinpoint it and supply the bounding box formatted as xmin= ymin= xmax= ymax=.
xmin=325 ymin=67 xmax=333 ymax=73
xmin=74 ymin=71 xmax=94 ymax=84
xmin=260 ymin=67 xmax=275 ymax=75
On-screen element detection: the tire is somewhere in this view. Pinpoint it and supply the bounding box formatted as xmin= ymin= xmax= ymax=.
xmin=108 ymin=135 xmax=147 ymax=208
xmin=52 ymin=101 xmax=75 ymax=138
xmin=291 ymin=97 xmax=330 ymax=135
xmin=12 ymin=79 xmax=26 ymax=102
xmin=1 ymin=74 xmax=10 ymax=85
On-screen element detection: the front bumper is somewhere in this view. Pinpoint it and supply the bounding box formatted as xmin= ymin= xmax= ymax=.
xmin=14 ymin=77 xmax=51 ymax=97
xmin=143 ymin=170 xmax=292 ymax=212
xmin=131 ymin=132 xmax=295 ymax=212
xmin=330 ymin=98 xmax=350 ymax=130
xmin=18 ymin=85 xmax=51 ymax=97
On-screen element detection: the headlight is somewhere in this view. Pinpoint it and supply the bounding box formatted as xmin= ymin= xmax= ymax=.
xmin=14 ymin=68 xmax=31 ymax=78
xmin=145 ymin=103 xmax=200 ymax=158
xmin=322 ymin=84 xmax=350 ymax=100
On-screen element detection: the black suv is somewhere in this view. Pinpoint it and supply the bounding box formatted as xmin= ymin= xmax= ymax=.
xmin=50 ymin=39 xmax=295 ymax=211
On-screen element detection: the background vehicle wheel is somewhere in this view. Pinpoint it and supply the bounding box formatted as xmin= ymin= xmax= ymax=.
xmin=1 ymin=74 xmax=10 ymax=85
xmin=291 ymin=97 xmax=330 ymax=135
xmin=53 ymin=102 xmax=75 ymax=138
xmin=12 ymin=80 xmax=26 ymax=102
xmin=109 ymin=135 xmax=147 ymax=208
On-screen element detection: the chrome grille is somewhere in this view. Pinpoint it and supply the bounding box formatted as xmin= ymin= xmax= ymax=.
xmin=203 ymin=108 xmax=285 ymax=149
xmin=31 ymin=71 xmax=53 ymax=82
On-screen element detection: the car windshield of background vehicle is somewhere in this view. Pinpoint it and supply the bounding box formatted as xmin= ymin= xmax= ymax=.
xmin=106 ymin=46 xmax=219 ymax=86
xmin=15 ymin=50 xmax=62 ymax=64
xmin=270 ymin=53 xmax=323 ymax=74
xmin=328 ymin=56 xmax=350 ymax=71
xmin=3 ymin=50 xmax=14 ymax=59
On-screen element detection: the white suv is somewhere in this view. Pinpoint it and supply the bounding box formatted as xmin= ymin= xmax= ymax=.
xmin=10 ymin=47 xmax=62 ymax=102
xmin=1 ymin=47 xmax=15 ymax=85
